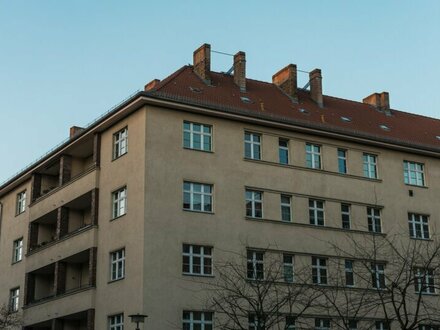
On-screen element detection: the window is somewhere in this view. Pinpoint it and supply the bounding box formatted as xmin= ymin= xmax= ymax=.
xmin=113 ymin=127 xmax=128 ymax=159
xmin=183 ymin=121 xmax=212 ymax=151
xmin=16 ymin=191 xmax=26 ymax=214
xmin=12 ymin=238 xmax=23 ymax=263
xmin=404 ymin=161 xmax=425 ymax=186
xmin=414 ymin=268 xmax=436 ymax=294
xmin=367 ymin=207 xmax=381 ymax=233
xmin=182 ymin=244 xmax=212 ymax=276
xmin=348 ymin=320 xmax=357 ymax=330
xmin=9 ymin=288 xmax=19 ymax=313
xmin=375 ymin=321 xmax=389 ymax=330
xmin=312 ymin=257 xmax=327 ymax=285
xmin=419 ymin=325 xmax=439 ymax=330
xmin=110 ymin=249 xmax=125 ymax=281
xmin=244 ymin=132 xmax=261 ymax=160
xmin=281 ymin=195 xmax=292 ymax=222
xmin=371 ymin=263 xmax=386 ymax=289
xmin=408 ymin=213 xmax=430 ymax=239
xmin=341 ymin=204 xmax=351 ymax=229
xmin=338 ymin=149 xmax=347 ymax=174
xmin=315 ymin=318 xmax=331 ymax=330
xmin=248 ymin=314 xmax=260 ymax=330
xmin=112 ymin=187 xmax=127 ymax=219
xmin=283 ymin=254 xmax=294 ymax=283
xmin=306 ymin=143 xmax=321 ymax=169
xmin=279 ymin=139 xmax=289 ymax=164
xmin=109 ymin=314 xmax=124 ymax=330
xmin=286 ymin=316 xmax=296 ymax=330
xmin=363 ymin=153 xmax=377 ymax=179
xmin=183 ymin=182 xmax=213 ymax=212
xmin=247 ymin=250 xmax=264 ymax=280
xmin=309 ymin=199 xmax=324 ymax=226
xmin=183 ymin=311 xmax=213 ymax=330
xmin=246 ymin=190 xmax=263 ymax=218
xmin=345 ymin=260 xmax=354 ymax=286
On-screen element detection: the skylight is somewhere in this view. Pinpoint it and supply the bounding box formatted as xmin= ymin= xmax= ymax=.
xmin=299 ymin=108 xmax=309 ymax=114
xmin=189 ymin=86 xmax=202 ymax=93
xmin=436 ymin=136 xmax=440 ymax=141
xmin=240 ymin=96 xmax=252 ymax=103
xmin=340 ymin=116 xmax=352 ymax=122
xmin=379 ymin=124 xmax=390 ymax=131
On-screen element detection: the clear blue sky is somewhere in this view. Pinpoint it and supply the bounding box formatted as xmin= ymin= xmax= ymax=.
xmin=1 ymin=1 xmax=439 ymax=183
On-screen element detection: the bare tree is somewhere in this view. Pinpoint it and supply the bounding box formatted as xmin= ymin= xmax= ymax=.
xmin=201 ymin=248 xmax=320 ymax=330
xmin=0 ymin=305 xmax=21 ymax=330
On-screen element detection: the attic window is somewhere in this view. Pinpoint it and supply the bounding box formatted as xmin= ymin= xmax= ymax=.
xmin=240 ymin=96 xmax=252 ymax=103
xmin=436 ymin=136 xmax=440 ymax=141
xmin=379 ymin=124 xmax=390 ymax=131
xmin=340 ymin=116 xmax=352 ymax=123
xmin=299 ymin=108 xmax=309 ymax=114
xmin=189 ymin=86 xmax=202 ymax=93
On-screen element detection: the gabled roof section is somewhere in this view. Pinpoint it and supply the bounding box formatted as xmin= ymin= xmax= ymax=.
xmin=150 ymin=65 xmax=440 ymax=152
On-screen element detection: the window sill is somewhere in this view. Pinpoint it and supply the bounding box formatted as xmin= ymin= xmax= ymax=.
xmin=410 ymin=237 xmax=433 ymax=242
xmin=110 ymin=214 xmax=127 ymax=222
xmin=183 ymin=147 xmax=214 ymax=154
xmin=404 ymin=183 xmax=428 ymax=189
xmin=183 ymin=209 xmax=214 ymax=215
xmin=11 ymin=259 xmax=23 ymax=266
xmin=182 ymin=273 xmax=215 ymax=278
xmin=112 ymin=152 xmax=128 ymax=162
xmin=108 ymin=277 xmax=125 ymax=284
xmin=15 ymin=211 xmax=26 ymax=218
xmin=244 ymin=217 xmax=387 ymax=236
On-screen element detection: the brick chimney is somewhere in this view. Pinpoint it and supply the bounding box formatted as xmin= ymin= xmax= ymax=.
xmin=144 ymin=79 xmax=160 ymax=91
xmin=273 ymin=64 xmax=298 ymax=102
xmin=234 ymin=51 xmax=246 ymax=92
xmin=309 ymin=69 xmax=323 ymax=108
xmin=363 ymin=91 xmax=391 ymax=115
xmin=193 ymin=43 xmax=211 ymax=84
xmin=70 ymin=126 xmax=84 ymax=138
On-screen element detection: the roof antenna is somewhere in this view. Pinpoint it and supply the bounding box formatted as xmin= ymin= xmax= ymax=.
xmin=212 ymin=49 xmax=235 ymax=75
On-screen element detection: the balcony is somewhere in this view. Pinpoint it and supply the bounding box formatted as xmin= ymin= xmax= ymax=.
xmin=23 ymin=309 xmax=94 ymax=330
xmin=28 ymin=190 xmax=98 ymax=255
xmin=24 ymin=248 xmax=96 ymax=309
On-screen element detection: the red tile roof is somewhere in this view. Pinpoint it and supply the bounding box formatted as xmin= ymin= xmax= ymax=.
xmin=151 ymin=66 xmax=440 ymax=152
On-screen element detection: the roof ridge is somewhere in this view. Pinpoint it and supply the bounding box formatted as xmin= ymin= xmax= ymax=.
xmin=156 ymin=65 xmax=189 ymax=91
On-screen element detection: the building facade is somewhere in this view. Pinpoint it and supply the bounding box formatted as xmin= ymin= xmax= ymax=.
xmin=0 ymin=43 xmax=439 ymax=329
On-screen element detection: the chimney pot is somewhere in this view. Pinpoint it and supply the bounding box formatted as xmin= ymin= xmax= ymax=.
xmin=234 ymin=51 xmax=246 ymax=92
xmin=144 ymin=79 xmax=161 ymax=91
xmin=193 ymin=43 xmax=211 ymax=84
xmin=272 ymin=64 xmax=298 ymax=102
xmin=309 ymin=69 xmax=323 ymax=108
xmin=70 ymin=126 xmax=84 ymax=138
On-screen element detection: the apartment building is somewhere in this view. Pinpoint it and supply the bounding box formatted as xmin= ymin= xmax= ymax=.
xmin=0 ymin=43 xmax=439 ymax=329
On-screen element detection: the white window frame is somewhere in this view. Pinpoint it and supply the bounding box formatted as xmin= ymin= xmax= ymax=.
xmin=9 ymin=287 xmax=19 ymax=313
xmin=338 ymin=148 xmax=347 ymax=174
xmin=404 ymin=160 xmax=425 ymax=186
xmin=109 ymin=313 xmax=124 ymax=330
xmin=306 ymin=143 xmax=321 ymax=169
xmin=375 ymin=321 xmax=389 ymax=330
xmin=248 ymin=314 xmax=260 ymax=330
xmin=312 ymin=257 xmax=327 ymax=285
xmin=281 ymin=195 xmax=292 ymax=222
xmin=183 ymin=121 xmax=212 ymax=151
xmin=363 ymin=153 xmax=378 ymax=179
xmin=183 ymin=182 xmax=213 ymax=212
xmin=113 ymin=127 xmax=128 ymax=159
xmin=372 ymin=263 xmax=386 ymax=289
xmin=315 ymin=318 xmax=331 ymax=330
xmin=16 ymin=190 xmax=26 ymax=215
xmin=182 ymin=244 xmax=213 ymax=276
xmin=414 ymin=268 xmax=436 ymax=294
xmin=244 ymin=132 xmax=261 ymax=160
xmin=309 ymin=199 xmax=325 ymax=226
xmin=246 ymin=190 xmax=263 ymax=218
xmin=408 ymin=213 xmax=430 ymax=239
xmin=367 ymin=207 xmax=382 ymax=233
xmin=286 ymin=316 xmax=296 ymax=330
xmin=247 ymin=250 xmax=264 ymax=280
xmin=279 ymin=139 xmax=289 ymax=164
xmin=110 ymin=249 xmax=125 ymax=281
xmin=341 ymin=204 xmax=351 ymax=229
xmin=112 ymin=187 xmax=127 ymax=219
xmin=345 ymin=259 xmax=355 ymax=287
xmin=12 ymin=238 xmax=23 ymax=263
xmin=183 ymin=311 xmax=213 ymax=330
xmin=283 ymin=254 xmax=294 ymax=283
